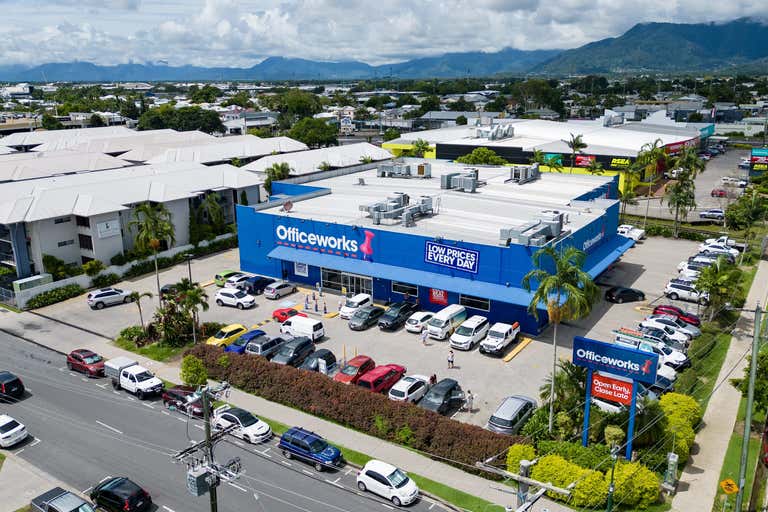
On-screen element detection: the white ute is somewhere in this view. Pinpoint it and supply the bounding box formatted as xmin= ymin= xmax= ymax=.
xmin=617 ymin=224 xmax=645 ymax=242
xmin=105 ymin=356 xmax=164 ymax=400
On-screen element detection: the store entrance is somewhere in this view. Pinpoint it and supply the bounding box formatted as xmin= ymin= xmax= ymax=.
xmin=321 ymin=267 xmax=372 ymax=296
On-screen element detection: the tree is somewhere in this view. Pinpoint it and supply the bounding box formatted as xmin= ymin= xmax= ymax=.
xmin=664 ymin=179 xmax=697 ymax=238
xmin=635 ymin=139 xmax=669 ymax=228
xmin=455 ymin=115 xmax=468 ymax=125
xmin=278 ymin=89 xmax=322 ymax=119
xmin=120 ymin=99 xmax=140 ymax=119
xmin=448 ymin=97 xmax=475 ymax=112
xmin=529 ymin=150 xmax=563 ymax=172
xmin=264 ymin=162 xmax=292 ymax=194
xmin=383 ymin=128 xmax=400 ymax=142
xmin=522 ymin=245 xmax=600 ymax=433
xmin=695 ymin=256 xmax=743 ymax=320
xmin=199 ymin=192 xmax=225 ymax=235
xmin=455 ymin=147 xmax=508 ymax=165
xmin=221 ymin=91 xmax=253 ymax=108
xmin=89 ymin=113 xmax=105 ymax=127
xmin=359 ymin=156 xmax=374 ymax=164
xmin=175 ymin=278 xmax=209 ymax=343
xmin=129 ymin=202 xmax=176 ymax=300
xmin=288 ymin=117 xmax=338 ymax=148
xmin=128 ymin=291 xmax=153 ymax=333
xmin=539 ymin=360 xmax=587 ymax=426
xmin=41 ymin=113 xmax=63 ymax=130
xmin=726 ymin=189 xmax=767 ymax=230
xmin=617 ymin=187 xmax=638 ymax=221
xmin=411 ymin=139 xmax=431 ymax=158
xmin=82 ymin=259 xmax=105 ymax=277
xmin=565 ymin=133 xmax=587 ymax=172
xmin=137 ymin=105 xmax=223 ymax=134
xmin=733 ymin=350 xmax=768 ymax=414
xmin=180 ymin=355 xmax=209 ymax=387
xmin=585 ymin=159 xmax=604 ymax=175
xmin=247 ymin=127 xmax=274 ymax=138
xmin=229 ymin=157 xmax=243 ymax=168
xmin=240 ymin=190 xmax=248 ymax=205
xmin=188 ymin=84 xmax=221 ymax=104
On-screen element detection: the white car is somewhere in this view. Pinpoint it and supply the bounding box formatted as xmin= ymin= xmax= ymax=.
xmin=479 ymin=322 xmax=520 ymax=355
xmin=388 ymin=375 xmax=430 ymax=403
xmin=87 ymin=287 xmax=133 ymax=309
xmin=678 ymin=267 xmax=700 ymax=280
xmin=404 ymin=311 xmax=434 ymax=333
xmin=617 ymin=224 xmax=645 ymax=241
xmin=677 ymin=260 xmax=710 ymax=274
xmin=212 ymin=405 xmax=272 ymax=444
xmin=697 ymin=242 xmax=738 ymax=257
xmin=215 ymin=288 xmax=256 ymax=309
xmin=664 ymin=280 xmax=709 ymax=305
xmin=704 ymin=235 xmax=736 ymax=247
xmin=645 ymin=314 xmax=701 ymax=338
xmin=639 ymin=318 xmax=692 ymax=342
xmin=357 ymin=460 xmax=420 ymax=507
xmin=449 ymin=315 xmax=490 ymax=350
xmin=0 ymin=414 xmax=28 ymax=448
xmin=339 ymin=293 xmax=372 ymax=320
xmin=224 ymin=273 xmax=252 ymax=289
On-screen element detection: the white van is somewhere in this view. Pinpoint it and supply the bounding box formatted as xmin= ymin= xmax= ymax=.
xmin=427 ymin=304 xmax=467 ymax=340
xmin=280 ymin=316 xmax=325 ymax=342
xmin=339 ymin=293 xmax=372 ymax=319
xmin=450 ymin=315 xmax=490 ymax=350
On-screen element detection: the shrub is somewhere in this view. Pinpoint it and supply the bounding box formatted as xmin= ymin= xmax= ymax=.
xmin=201 ymin=322 xmax=225 ymax=337
xmin=530 ymin=454 xmax=609 ymax=507
xmin=26 ymin=284 xmax=83 ymax=309
xmin=572 ymin=468 xmax=609 ymax=508
xmin=537 ymin=440 xmax=611 ymax=470
xmin=82 ymin=259 xmax=105 ymax=277
xmin=217 ymin=354 xmax=231 ymax=369
xmin=506 ymin=444 xmax=536 ymax=472
xmin=665 ymin=415 xmax=696 ymax=463
xmin=659 ymin=393 xmax=702 ymax=426
xmin=123 ymin=259 xmax=155 ymax=279
xmin=119 ymin=326 xmax=145 ymax=343
xmin=92 ymin=273 xmax=121 ymax=288
xmin=521 ymin=406 xmax=551 ymax=442
xmin=604 ymin=425 xmax=625 ymax=447
xmin=110 ymin=253 xmax=127 ymax=266
xmin=180 ymin=355 xmax=208 ymax=386
xmin=395 ymin=425 xmax=415 ymax=446
xmin=635 ymin=447 xmax=668 ymax=472
xmin=610 ymin=461 xmax=660 ymax=509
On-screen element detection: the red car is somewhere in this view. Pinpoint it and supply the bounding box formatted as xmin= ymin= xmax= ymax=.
xmin=66 ymin=349 xmax=105 ymax=377
xmin=162 ymin=385 xmax=206 ymax=417
xmin=356 ymin=364 xmax=407 ymax=393
xmin=272 ymin=307 xmax=307 ymax=323
xmin=652 ymin=304 xmax=701 ymax=327
xmin=333 ymin=355 xmax=376 ymax=385
xmin=711 ymin=188 xmax=728 ymax=198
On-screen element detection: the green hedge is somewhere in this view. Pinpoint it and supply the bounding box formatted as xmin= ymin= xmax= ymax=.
xmin=645 ymin=224 xmax=709 ymax=241
xmin=26 ymin=284 xmax=84 ymax=309
xmin=92 ymin=273 xmax=121 ymax=288
xmin=536 ymin=440 xmax=612 ymax=470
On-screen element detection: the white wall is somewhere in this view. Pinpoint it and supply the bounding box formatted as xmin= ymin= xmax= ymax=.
xmin=237 ymin=185 xmax=262 ymax=205
xmin=27 ymin=216 xmax=80 ymax=270
xmin=88 ymin=212 xmax=126 ymax=264
xmin=165 ymin=198 xmax=190 ymax=247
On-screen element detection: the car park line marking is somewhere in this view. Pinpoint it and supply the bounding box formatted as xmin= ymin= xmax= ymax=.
xmin=96 ymin=383 xmax=108 ymax=389
xmin=325 ymin=479 xmax=344 ymax=489
xmin=428 ymin=503 xmax=435 ymax=509
xmin=99 ymin=476 xmax=112 ymax=483
xmin=381 ymin=504 xmax=394 ymax=510
xmin=14 ymin=448 xmax=24 ymax=454
xmin=176 ymin=417 xmax=186 ymax=423
xmin=58 ymin=367 xmax=65 ymax=372
xmin=95 ymin=421 xmax=122 ymax=435
xmin=280 ymin=460 xmax=292 ymax=466
xmin=81 ymin=487 xmax=92 ymax=494
xmin=112 ymin=391 xmax=120 ymax=395
xmin=332 ymin=477 xmax=340 ymax=483
xmin=502 ymin=336 xmax=533 ymax=362
xmin=126 ymin=397 xmax=135 ymax=401
xmin=162 ymin=410 xmax=170 ymax=416
xmin=162 ymin=506 xmax=175 ymax=512
xmin=69 ymin=372 xmax=77 ymax=377
xmin=81 ymin=378 xmax=89 ymax=382
xmin=301 ymin=469 xmax=313 ymax=476
xmin=345 ymin=469 xmax=353 ymax=475
xmin=194 ymin=424 xmax=204 ymax=430
xmin=227 ymin=482 xmax=247 ymax=493
xmin=142 ymin=403 xmax=155 ymax=409
xmin=28 ymin=438 xmax=41 ymax=448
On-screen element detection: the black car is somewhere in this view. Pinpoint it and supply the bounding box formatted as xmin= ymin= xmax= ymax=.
xmin=243 ymin=276 xmax=276 ymax=295
xmin=418 ymin=378 xmax=463 ymax=415
xmin=159 ymin=284 xmax=177 ymax=300
xmin=0 ymin=371 xmax=24 ymax=402
xmin=90 ymin=477 xmax=151 ymax=512
xmin=349 ymin=305 xmax=386 ymax=331
xmin=299 ymin=349 xmax=337 ymax=374
xmin=378 ymin=302 xmax=419 ymax=330
xmin=271 ymin=337 xmax=314 ymax=367
xmin=605 ymin=286 xmax=645 ymax=304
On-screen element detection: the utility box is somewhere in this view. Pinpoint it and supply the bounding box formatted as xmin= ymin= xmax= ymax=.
xmin=186 ymin=467 xmax=210 ymax=497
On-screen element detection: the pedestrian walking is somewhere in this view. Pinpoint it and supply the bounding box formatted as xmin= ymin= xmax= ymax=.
xmin=338 ymin=298 xmax=344 ymax=311
xmin=447 ymin=350 xmax=454 ymax=369
xmin=465 ymin=390 xmax=474 ymax=413
xmin=429 ymin=374 xmax=437 ymax=386
xmin=420 ymin=329 xmax=428 ymax=346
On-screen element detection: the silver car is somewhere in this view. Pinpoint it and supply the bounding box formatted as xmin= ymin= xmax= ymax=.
xmin=487 ymin=396 xmax=536 ymax=435
xmin=87 ymin=287 xmax=133 ymax=309
xmin=264 ymin=281 xmax=297 ymax=299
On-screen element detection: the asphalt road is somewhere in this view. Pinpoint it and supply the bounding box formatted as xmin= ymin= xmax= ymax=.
xmin=0 ymin=332 xmax=447 ymax=512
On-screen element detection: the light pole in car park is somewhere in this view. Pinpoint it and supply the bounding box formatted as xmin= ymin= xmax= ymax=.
xmin=184 ymin=253 xmax=197 ymax=344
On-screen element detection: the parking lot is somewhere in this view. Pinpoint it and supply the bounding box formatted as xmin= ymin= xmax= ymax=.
xmin=36 ymin=235 xmax=702 ymax=428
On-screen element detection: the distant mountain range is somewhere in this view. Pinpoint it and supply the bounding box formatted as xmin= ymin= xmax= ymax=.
xmin=1 ymin=18 xmax=767 ymax=82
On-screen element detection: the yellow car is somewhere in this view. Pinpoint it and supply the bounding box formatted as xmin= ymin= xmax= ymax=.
xmin=206 ymin=324 xmax=248 ymax=347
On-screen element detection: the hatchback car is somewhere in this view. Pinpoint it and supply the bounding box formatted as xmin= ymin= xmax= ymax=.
xmin=357 ymin=460 xmax=419 ymax=507
xmin=357 ymin=364 xmax=407 ymax=394
xmin=214 ymin=270 xmax=240 ymax=287
xmin=334 ymin=355 xmax=376 ymax=384
xmin=162 ymin=385 xmax=205 ymax=417
xmin=487 ymin=396 xmax=537 ymax=435
xmin=0 ymin=371 xmax=24 ymax=402
xmin=404 ymin=311 xmax=434 ymax=333
xmin=418 ymin=378 xmax=463 ymax=415
xmin=214 ymin=288 xmax=256 ymax=309
xmin=349 ymin=305 xmax=386 ymax=331
xmin=205 ymin=324 xmax=248 ymax=347
xmin=388 ymin=375 xmax=430 ymax=403
xmin=605 ymin=286 xmax=645 ymax=303
xmin=270 ymin=337 xmax=314 ymax=366
xmin=90 ymin=477 xmax=151 ymax=512
xmin=224 ymin=329 xmax=267 ymax=355
xmin=711 ymin=188 xmax=728 ymax=198
xmin=87 ymin=287 xmax=132 ymax=309
xmin=378 ymin=302 xmax=419 ymax=330
xmin=699 ymin=208 xmax=725 ymax=220
xmin=652 ymin=304 xmax=701 ymax=327
xmin=66 ymin=349 xmax=105 ymax=377
xmin=298 ymin=348 xmax=338 ymax=374
xmin=279 ymin=427 xmax=343 ymax=471
xmin=212 ymin=405 xmax=272 ymax=444
xmin=0 ymin=414 xmax=28 ymax=447
xmin=272 ymin=307 xmax=307 ymax=323
xmin=264 ymin=281 xmax=297 ymax=299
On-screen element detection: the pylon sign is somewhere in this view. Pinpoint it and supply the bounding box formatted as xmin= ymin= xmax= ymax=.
xmin=573 ymin=336 xmax=659 ymax=460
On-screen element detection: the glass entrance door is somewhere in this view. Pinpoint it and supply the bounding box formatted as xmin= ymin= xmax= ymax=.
xmin=342 ymin=273 xmax=372 ymax=296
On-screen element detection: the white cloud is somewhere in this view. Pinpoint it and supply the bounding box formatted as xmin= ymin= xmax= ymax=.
xmin=0 ymin=0 xmax=766 ymax=66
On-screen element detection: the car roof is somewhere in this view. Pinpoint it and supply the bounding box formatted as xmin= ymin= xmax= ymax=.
xmin=72 ymin=348 xmax=97 ymax=356
xmin=489 ymin=322 xmax=513 ymax=331
xmin=0 ymin=371 xmax=18 ymax=382
xmin=285 ymin=426 xmax=323 ymax=442
xmin=221 ymin=323 xmax=246 ymax=332
xmin=102 ymin=477 xmax=141 ymax=497
xmin=312 ymin=348 xmax=334 ymax=359
xmin=359 ymin=365 xmax=401 ymax=381
xmin=494 ymin=395 xmax=536 ymax=417
xmin=364 ymin=459 xmax=397 ymax=475
xmin=49 ymin=493 xmax=87 ymax=509
xmin=240 ymin=330 xmax=267 ymax=341
xmin=392 ymin=374 xmax=428 ymax=390
xmin=410 ymin=311 xmax=432 ymax=318
xmin=346 ymin=355 xmax=372 ymax=366
xmin=359 ymin=305 xmax=383 ymax=313
xmin=432 ymin=378 xmax=458 ymax=392
xmin=0 ymin=414 xmax=16 ymax=425
xmin=460 ymin=315 xmax=487 ymax=327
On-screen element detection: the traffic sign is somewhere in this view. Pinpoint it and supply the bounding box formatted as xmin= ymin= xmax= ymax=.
xmin=720 ymin=478 xmax=739 ymax=495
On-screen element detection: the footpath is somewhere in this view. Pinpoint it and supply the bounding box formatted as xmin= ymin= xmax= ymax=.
xmin=672 ymin=259 xmax=768 ymax=512
xmin=0 ymin=452 xmax=72 ymax=512
xmin=0 ymin=307 xmax=571 ymax=512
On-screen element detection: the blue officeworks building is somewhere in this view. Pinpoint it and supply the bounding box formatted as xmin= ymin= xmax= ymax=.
xmin=238 ymin=161 xmax=634 ymax=334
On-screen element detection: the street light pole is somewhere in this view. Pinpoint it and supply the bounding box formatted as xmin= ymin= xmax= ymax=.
xmin=606 ymin=444 xmax=620 ymax=512
xmin=186 ymin=254 xmax=197 ymax=345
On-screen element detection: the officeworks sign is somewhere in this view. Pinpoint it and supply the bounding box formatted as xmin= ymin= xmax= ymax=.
xmin=573 ymin=336 xmax=658 ymax=384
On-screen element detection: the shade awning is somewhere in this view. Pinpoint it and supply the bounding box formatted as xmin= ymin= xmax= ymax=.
xmin=585 ymin=235 xmax=635 ymax=279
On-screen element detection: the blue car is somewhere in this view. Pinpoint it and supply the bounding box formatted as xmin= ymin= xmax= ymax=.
xmin=224 ymin=329 xmax=266 ymax=355
xmin=278 ymin=427 xmax=343 ymax=471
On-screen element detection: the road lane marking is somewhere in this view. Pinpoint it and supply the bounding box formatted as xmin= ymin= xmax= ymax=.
xmin=381 ymin=504 xmax=394 ymax=510
xmin=99 ymin=476 xmax=112 ymax=483
xmin=302 ymin=469 xmax=313 ymax=476
xmin=96 ymin=421 xmax=123 ymax=435
xmin=194 ymin=424 xmax=204 ymax=430
xmin=142 ymin=403 xmax=155 ymax=409
xmin=280 ymin=460 xmax=292 ymax=466
xmin=227 ymin=482 xmax=247 ymax=492
xmin=325 ymin=479 xmax=344 ymax=489
xmin=162 ymin=506 xmax=176 ymax=512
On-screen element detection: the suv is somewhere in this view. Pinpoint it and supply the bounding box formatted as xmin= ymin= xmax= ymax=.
xmin=334 ymin=355 xmax=375 ymax=384
xmin=664 ymin=280 xmax=709 ymax=304
xmin=271 ymin=337 xmax=314 ymax=366
xmin=356 ymin=364 xmax=407 ymax=393
xmin=0 ymin=371 xmax=24 ymax=402
xmin=90 ymin=477 xmax=151 ymax=512
xmin=279 ymin=427 xmax=343 ymax=471
xmin=298 ymin=349 xmax=337 ymax=374
xmin=699 ymin=208 xmax=725 ymax=220
xmin=450 ymin=315 xmax=490 ymax=350
xmin=418 ymin=378 xmax=463 ymax=415
xmin=245 ymin=334 xmax=289 ymax=359
xmin=487 ymin=396 xmax=536 ymax=435
xmin=242 ymin=276 xmax=275 ymax=295
xmin=87 ymin=287 xmax=132 ymax=309
xmin=378 ymin=302 xmax=419 ymax=330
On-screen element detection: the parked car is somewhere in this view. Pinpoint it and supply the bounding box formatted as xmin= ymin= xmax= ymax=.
xmin=605 ymin=286 xmax=645 ymax=303
xmin=427 ymin=304 xmax=467 ymax=340
xmin=698 ymin=242 xmax=739 ymax=257
xmin=678 ymin=267 xmax=701 ymax=281
xmin=721 ymin=176 xmax=740 ymax=185
xmin=698 ymin=250 xmax=736 ymax=264
xmin=418 ymin=378 xmax=463 ymax=415
xmin=0 ymin=371 xmax=25 ymax=402
xmin=333 ymin=355 xmax=375 ymax=384
xmin=214 ymin=270 xmax=240 ymax=287
xmin=479 ymin=322 xmax=520 ymax=356
xmin=449 ymin=315 xmax=490 ymax=350
xmin=711 ymin=188 xmax=728 ymax=198
xmin=214 ymin=288 xmax=256 ymax=309
xmin=388 ymin=375 xmax=430 ymax=403
xmin=677 ymin=260 xmax=711 ymax=274
xmin=270 ymin=337 xmax=314 ymax=367
xmin=212 ymin=404 xmax=272 ymax=444
xmin=279 ymin=427 xmax=343 ymax=471
xmin=664 ymin=280 xmax=709 ymax=305
xmin=280 ymin=316 xmax=325 ymax=342
xmin=272 ymin=307 xmax=306 ymax=323
xmin=357 ymin=364 xmax=407 ymax=393
xmin=245 ymin=333 xmax=288 ymax=359
xmin=159 ymin=284 xmax=177 ymax=300
xmin=242 ymin=276 xmax=276 ymax=295
xmin=356 ymin=460 xmax=420 ymax=507
xmin=31 ymin=487 xmax=96 ymax=512
xmin=0 ymin=414 xmax=28 ymax=447
xmin=705 ymin=235 xmax=737 ymax=247
xmin=349 ymin=305 xmax=386 ymax=331
xmin=66 ymin=349 xmax=104 ymax=377
xmin=161 ymin=386 xmax=205 ymax=417
xmin=87 ymin=287 xmax=132 ymax=309
xmin=378 ymin=302 xmax=419 ymax=330
xmin=404 ymin=311 xmax=434 ymax=333
xmin=264 ymin=281 xmax=297 ymax=299
xmin=224 ymin=329 xmax=267 ymax=355
xmin=89 ymin=477 xmax=151 ymax=512
xmin=224 ymin=273 xmax=252 ymax=289
xmin=205 ymin=324 xmax=248 ymax=347
xmin=699 ymin=208 xmax=725 ymax=220
xmin=644 ymin=314 xmax=700 ymax=338
xmin=105 ymin=357 xmax=163 ymax=400
xmin=339 ymin=293 xmax=372 ymax=319
xmin=616 ymin=224 xmax=645 ymax=241
xmin=298 ymin=349 xmax=338 ymax=374
xmin=486 ymin=396 xmax=537 ymax=435
xmin=638 ymin=321 xmax=691 ymax=345
xmin=651 ymin=305 xmax=702 ymax=327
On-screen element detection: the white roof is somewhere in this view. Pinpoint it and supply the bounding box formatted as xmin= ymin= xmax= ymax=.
xmin=0 ymin=146 xmax=15 ymax=155
xmin=35 ymin=129 xmax=215 ymax=154
xmin=0 ymin=150 xmax=133 ymax=182
xmin=242 ymin=143 xmax=391 ymax=176
xmin=146 ymin=136 xmax=308 ymax=164
xmin=0 ymin=126 xmax=136 ymax=148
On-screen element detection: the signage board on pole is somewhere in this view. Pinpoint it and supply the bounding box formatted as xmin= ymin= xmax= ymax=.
xmin=573 ymin=336 xmax=658 ymax=384
xmin=591 ymin=373 xmax=633 ymax=405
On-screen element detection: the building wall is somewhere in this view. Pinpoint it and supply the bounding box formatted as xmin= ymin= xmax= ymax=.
xmin=165 ymin=198 xmax=191 ymax=247
xmin=27 ymin=216 xmax=80 ymax=268
xmin=381 ymin=142 xmax=437 ymax=159
xmin=86 ymin=212 xmax=126 ymax=265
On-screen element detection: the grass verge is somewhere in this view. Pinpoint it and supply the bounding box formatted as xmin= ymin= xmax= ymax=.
xmin=13 ymin=507 xmax=30 ymax=512
xmin=113 ymin=337 xmax=189 ymax=362
xmin=0 ymin=451 xmax=5 ymax=472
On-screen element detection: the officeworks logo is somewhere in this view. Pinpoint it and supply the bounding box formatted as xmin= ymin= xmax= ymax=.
xmin=575 ymin=348 xmax=642 ymax=372
xmin=275 ymin=225 xmax=375 ymax=259
xmin=572 ymin=336 xmax=658 ymax=384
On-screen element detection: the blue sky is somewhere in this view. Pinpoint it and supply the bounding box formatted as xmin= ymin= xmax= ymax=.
xmin=1 ymin=0 xmax=766 ymax=66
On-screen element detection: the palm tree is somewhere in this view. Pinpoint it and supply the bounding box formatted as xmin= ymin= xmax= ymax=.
xmin=539 ymin=360 xmax=588 ymax=417
xmin=129 ymin=202 xmax=176 ymax=300
xmin=128 ymin=291 xmax=153 ymax=333
xmin=198 ymin=192 xmax=225 ymax=235
xmin=635 ymin=139 xmax=669 ymax=229
xmin=530 ymin=149 xmax=563 ymax=173
xmin=522 ymin=245 xmax=600 ymax=433
xmin=264 ymin=162 xmax=292 ymax=194
xmin=664 ymin=179 xmax=697 ymax=238
xmin=617 ymin=187 xmax=638 ymax=222
xmin=695 ymin=255 xmax=743 ymax=320
xmin=411 ymin=138 xmax=431 ymax=158
xmin=565 ymin=133 xmax=587 ymax=173
xmin=175 ymin=278 xmax=209 ymax=344
xmin=672 ymin=146 xmax=705 ymax=182
xmin=585 ymin=159 xmax=604 ymax=175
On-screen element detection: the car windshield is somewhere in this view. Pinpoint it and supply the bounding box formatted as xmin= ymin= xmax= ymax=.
xmin=422 ymin=390 xmax=443 ymax=404
xmin=352 ymin=309 xmax=368 ymax=319
xmin=236 ymin=412 xmax=258 ymax=427
xmin=487 ymin=330 xmax=503 ymax=339
xmin=214 ymin=329 xmax=230 ymax=339
xmin=345 ymin=299 xmax=361 ymax=308
xmin=490 ymin=414 xmax=514 ymax=427
xmin=83 ymin=355 xmax=102 ymax=364
xmin=382 ymin=310 xmax=398 ymax=319
xmin=76 ymin=504 xmax=96 ymax=512
xmin=232 ymin=336 xmax=250 ymax=347
xmin=309 ymin=438 xmax=328 ymax=453
xmin=390 ymin=388 xmax=405 ymax=398
xmin=429 ymin=318 xmax=448 ymax=328
xmin=661 ymin=346 xmax=672 ymax=355
xmin=341 ymin=364 xmax=360 ymax=376
xmin=0 ymin=420 xmax=20 ymax=433
xmin=455 ymin=325 xmax=473 ymax=336
xmin=135 ymin=371 xmax=154 ymax=382
xmin=387 ymin=469 xmax=410 ymax=489
xmin=234 ymin=290 xmax=248 ymax=299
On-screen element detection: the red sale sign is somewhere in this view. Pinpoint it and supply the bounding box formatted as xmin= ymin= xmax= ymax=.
xmin=575 ymin=155 xmax=595 ymax=167
xmin=429 ymin=288 xmax=448 ymax=305
xmin=591 ymin=373 xmax=633 ymax=405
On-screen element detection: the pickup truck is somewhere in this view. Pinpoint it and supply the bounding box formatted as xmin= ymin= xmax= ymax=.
xmin=617 ymin=224 xmax=645 ymax=242
xmin=105 ymin=356 xmax=164 ymax=400
xmin=32 ymin=487 xmax=95 ymax=512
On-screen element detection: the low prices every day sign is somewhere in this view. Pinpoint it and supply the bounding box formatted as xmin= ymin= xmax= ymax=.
xmin=591 ymin=373 xmax=633 ymax=405
xmin=424 ymin=241 xmax=479 ymax=274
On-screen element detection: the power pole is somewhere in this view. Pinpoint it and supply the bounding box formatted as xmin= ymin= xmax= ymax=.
xmin=735 ymin=304 xmax=763 ymax=512
xmin=203 ymin=388 xmax=218 ymax=512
